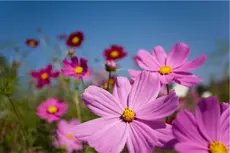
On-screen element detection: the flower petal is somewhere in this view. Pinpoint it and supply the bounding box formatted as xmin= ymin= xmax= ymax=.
xmin=219 ymin=107 xmax=230 ymax=145
xmin=89 ymin=121 xmax=128 ymax=153
xmin=80 ymin=58 xmax=88 ymax=68
xmin=50 ymin=71 xmax=59 ymax=78
xmin=128 ymin=71 xmax=161 ymax=111
xmin=127 ymin=121 xmax=155 ymax=153
xmin=74 ymin=117 xmax=127 ymax=153
xmin=71 ymin=56 xmax=79 ymax=65
xmin=175 ymin=142 xmax=208 ymax=153
xmin=166 ymin=42 xmax=190 ymax=68
xmin=152 ymin=46 xmax=167 ymax=65
xmin=172 ymin=110 xmax=208 ymax=145
xmin=137 ymin=120 xmax=176 ymax=149
xmin=175 ymin=55 xmax=207 ymax=71
xmin=46 ymin=64 xmax=53 ymax=72
xmin=135 ymin=49 xmax=160 ymax=71
xmin=30 ymin=71 xmax=40 ymax=78
xmin=195 ymin=97 xmax=221 ymax=141
xmin=158 ymin=73 xmax=174 ymax=84
xmin=221 ymin=103 xmax=230 ymax=113
xmin=58 ymin=120 xmax=68 ymax=130
xmin=63 ymin=58 xmax=72 ymax=68
xmin=136 ymin=91 xmax=179 ymax=120
xmin=112 ymin=77 xmax=131 ymax=108
xmin=128 ymin=69 xmax=141 ymax=80
xmin=82 ymin=85 xmax=123 ymax=117
xmin=173 ymin=72 xmax=202 ymax=86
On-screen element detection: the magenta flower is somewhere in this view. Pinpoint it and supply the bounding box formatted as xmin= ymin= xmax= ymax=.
xmin=73 ymin=71 xmax=179 ymax=153
xmin=30 ymin=64 xmax=59 ymax=89
xmin=36 ymin=98 xmax=68 ymax=123
xmin=61 ymin=56 xmax=88 ymax=79
xmin=172 ymin=97 xmax=230 ymax=153
xmin=53 ymin=119 xmax=83 ymax=153
xmin=128 ymin=42 xmax=206 ymax=86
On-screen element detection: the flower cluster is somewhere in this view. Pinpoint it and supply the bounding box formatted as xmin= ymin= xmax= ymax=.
xmin=26 ymin=28 xmax=228 ymax=153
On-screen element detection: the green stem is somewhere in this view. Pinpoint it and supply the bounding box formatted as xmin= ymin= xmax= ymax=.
xmin=107 ymin=72 xmax=112 ymax=91
xmin=6 ymin=96 xmax=30 ymax=152
xmin=74 ymin=90 xmax=82 ymax=123
xmin=80 ymin=78 xmax=86 ymax=90
xmin=166 ymin=84 xmax=170 ymax=95
xmin=165 ymin=84 xmax=170 ymax=123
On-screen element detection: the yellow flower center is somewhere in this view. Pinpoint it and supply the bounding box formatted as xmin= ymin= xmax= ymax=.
xmin=74 ymin=66 xmax=83 ymax=74
xmin=209 ymin=141 xmax=228 ymax=153
xmin=29 ymin=41 xmax=35 ymax=47
xmin=41 ymin=73 xmax=49 ymax=80
xmin=48 ymin=106 xmax=57 ymax=113
xmin=121 ymin=108 xmax=135 ymax=122
xmin=159 ymin=66 xmax=172 ymax=75
xmin=66 ymin=133 xmax=73 ymax=139
xmin=72 ymin=36 xmax=80 ymax=44
xmin=110 ymin=51 xmax=119 ymax=58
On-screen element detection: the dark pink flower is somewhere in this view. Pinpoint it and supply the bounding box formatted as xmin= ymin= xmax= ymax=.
xmin=61 ymin=56 xmax=88 ymax=79
xmin=36 ymin=98 xmax=68 ymax=123
xmin=30 ymin=64 xmax=59 ymax=89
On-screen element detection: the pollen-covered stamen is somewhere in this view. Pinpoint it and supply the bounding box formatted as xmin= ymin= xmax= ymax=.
xmin=48 ymin=106 xmax=57 ymax=113
xmin=66 ymin=133 xmax=73 ymax=139
xmin=159 ymin=66 xmax=172 ymax=75
xmin=72 ymin=36 xmax=80 ymax=44
xmin=110 ymin=51 xmax=119 ymax=58
xmin=74 ymin=66 xmax=83 ymax=74
xmin=209 ymin=141 xmax=228 ymax=153
xmin=41 ymin=73 xmax=49 ymax=80
xmin=121 ymin=108 xmax=135 ymax=122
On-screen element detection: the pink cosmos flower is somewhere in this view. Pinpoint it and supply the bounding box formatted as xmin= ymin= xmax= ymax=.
xmin=61 ymin=56 xmax=88 ymax=79
xmin=30 ymin=64 xmax=59 ymax=89
xmin=53 ymin=119 xmax=83 ymax=153
xmin=36 ymin=98 xmax=68 ymax=123
xmin=128 ymin=42 xmax=206 ymax=86
xmin=172 ymin=97 xmax=230 ymax=153
xmin=73 ymin=71 xmax=179 ymax=153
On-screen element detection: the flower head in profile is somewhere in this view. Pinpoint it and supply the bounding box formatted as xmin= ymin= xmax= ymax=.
xmin=105 ymin=60 xmax=117 ymax=72
xmin=66 ymin=31 xmax=84 ymax=48
xmin=25 ymin=38 xmax=39 ymax=48
xmin=66 ymin=49 xmax=75 ymax=57
xmin=172 ymin=97 xmax=230 ymax=153
xmin=74 ymin=71 xmax=179 ymax=153
xmin=61 ymin=56 xmax=88 ymax=79
xmin=129 ymin=42 xmax=206 ymax=86
xmin=36 ymin=98 xmax=68 ymax=123
xmin=30 ymin=64 xmax=59 ymax=89
xmin=104 ymin=45 xmax=127 ymax=60
xmin=53 ymin=119 xmax=83 ymax=153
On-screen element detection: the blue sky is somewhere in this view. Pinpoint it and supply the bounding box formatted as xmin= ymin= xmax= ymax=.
xmin=0 ymin=1 xmax=229 ymax=84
